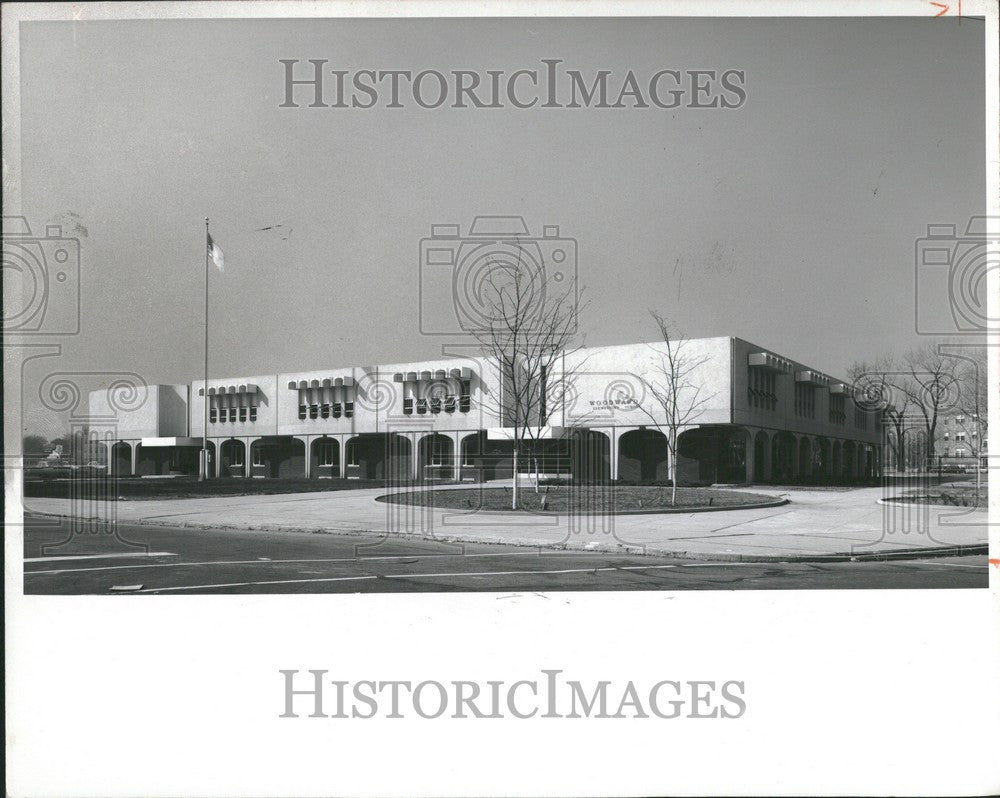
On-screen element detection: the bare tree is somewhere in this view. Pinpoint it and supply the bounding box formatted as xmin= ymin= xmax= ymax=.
xmin=955 ymin=347 xmax=988 ymax=455
xmin=469 ymin=258 xmax=584 ymax=509
xmin=631 ymin=311 xmax=715 ymax=506
xmin=899 ymin=344 xmax=962 ymax=470
xmin=848 ymin=355 xmax=913 ymax=473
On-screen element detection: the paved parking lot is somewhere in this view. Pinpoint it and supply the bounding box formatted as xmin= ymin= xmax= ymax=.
xmin=23 ymin=516 xmax=989 ymax=594
xmin=24 ymin=481 xmax=990 ymax=560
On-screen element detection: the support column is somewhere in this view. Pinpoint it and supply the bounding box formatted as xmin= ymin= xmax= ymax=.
xmin=339 ymin=435 xmax=348 ymax=479
xmin=609 ymin=427 xmax=620 ymax=482
xmin=244 ymin=438 xmax=253 ymax=478
xmin=451 ymin=431 xmax=462 ymax=482
xmin=295 ymin=435 xmax=310 ymax=479
xmin=411 ymin=432 xmax=421 ymax=481
xmin=215 ymin=439 xmax=223 ymax=478
xmin=130 ymin=441 xmax=139 ymax=476
xmin=744 ymin=428 xmax=755 ymax=484
xmin=761 ymin=431 xmax=772 ymax=482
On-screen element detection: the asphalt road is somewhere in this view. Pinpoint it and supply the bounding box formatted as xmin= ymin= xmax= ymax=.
xmin=22 ymin=515 xmax=989 ymax=594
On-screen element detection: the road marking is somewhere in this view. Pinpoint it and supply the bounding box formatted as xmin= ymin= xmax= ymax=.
xmin=135 ymin=563 xmax=687 ymax=593
xmin=24 ymin=552 xmax=176 ymax=563
xmin=23 ymin=550 xmax=570 ymax=576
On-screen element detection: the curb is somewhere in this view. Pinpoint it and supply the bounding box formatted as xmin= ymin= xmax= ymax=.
xmin=24 ymin=511 xmax=987 ymax=564
xmin=375 ymin=494 xmax=791 ymax=515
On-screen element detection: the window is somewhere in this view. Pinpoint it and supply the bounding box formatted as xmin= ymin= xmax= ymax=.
xmin=298 ymin=404 xmax=307 ymax=420
xmin=955 ymin=447 xmax=967 ymax=457
xmin=748 ymin=368 xmax=777 ymax=411
xmin=956 ymin=432 xmax=966 ymax=442
xmin=854 ymin=406 xmax=868 ymax=430
xmin=430 ymin=397 xmax=442 ymax=414
xmin=445 ymin=395 xmax=456 ymax=413
xmin=429 ymin=437 xmax=449 ymax=465
xmin=229 ymin=446 xmax=244 ymax=467
xmin=249 ymin=407 xmax=257 ymax=422
xmin=403 ymin=398 xmax=414 ymax=415
xmin=252 ymin=446 xmax=265 ymax=467
xmin=416 ymin=398 xmax=428 ymax=415
xmin=317 ymin=440 xmax=335 ymax=467
xmin=228 ymin=407 xmax=237 ymax=422
xmin=210 ymin=409 xmax=218 ymax=423
xmin=332 ymin=402 xmax=342 ymax=418
xmin=795 ymin=383 xmax=815 ymax=418
xmin=829 ymin=394 xmax=846 ymax=424
xmin=239 ymin=407 xmax=247 ymax=422
xmin=344 ymin=402 xmax=354 ymax=418
xmin=347 ymin=442 xmax=359 ymax=466
xmin=944 ymin=432 xmax=950 ymax=440
xmin=309 ymin=404 xmax=319 ymax=420
xmin=459 ymin=380 xmax=471 ymax=412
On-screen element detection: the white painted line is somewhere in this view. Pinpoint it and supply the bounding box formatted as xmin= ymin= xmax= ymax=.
xmin=136 ymin=563 xmax=684 ymax=593
xmin=23 ymin=550 xmax=563 ymax=576
xmin=24 ymin=552 xmax=177 ymax=563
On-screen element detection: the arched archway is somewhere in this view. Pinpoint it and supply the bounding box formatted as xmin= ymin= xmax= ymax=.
xmin=345 ymin=433 xmax=412 ymax=481
xmin=843 ymin=441 xmax=857 ymax=482
xmin=771 ymin=432 xmax=795 ymax=483
xmin=111 ymin=441 xmax=132 ymax=476
xmin=618 ymin=428 xmax=669 ymax=484
xmin=419 ymin=434 xmax=455 ymax=481
xmin=571 ymin=429 xmax=610 ymax=484
xmin=797 ymin=437 xmax=812 ymax=479
xmin=753 ymin=430 xmax=769 ymax=482
xmin=675 ymin=427 xmax=748 ymax=485
xmin=310 ymin=437 xmax=340 ymax=479
xmin=249 ymin=437 xmax=304 ymax=478
xmin=220 ymin=439 xmax=246 ymax=477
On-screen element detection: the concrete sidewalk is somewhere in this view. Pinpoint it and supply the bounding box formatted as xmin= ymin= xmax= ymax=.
xmin=24 ymin=483 xmax=990 ymax=562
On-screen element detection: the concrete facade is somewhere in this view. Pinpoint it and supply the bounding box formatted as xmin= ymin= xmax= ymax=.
xmin=86 ymin=337 xmax=883 ymax=484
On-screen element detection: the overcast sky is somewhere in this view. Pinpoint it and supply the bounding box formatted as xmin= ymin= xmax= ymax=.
xmin=15 ymin=16 xmax=986 ymax=435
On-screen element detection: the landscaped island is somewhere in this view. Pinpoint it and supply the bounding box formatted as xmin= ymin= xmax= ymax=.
xmin=377 ymin=485 xmax=785 ymax=514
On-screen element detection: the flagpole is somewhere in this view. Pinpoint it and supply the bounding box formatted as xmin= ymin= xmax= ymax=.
xmin=201 ymin=216 xmax=210 ymax=481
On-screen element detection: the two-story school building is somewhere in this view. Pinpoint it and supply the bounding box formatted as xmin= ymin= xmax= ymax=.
xmin=86 ymin=337 xmax=883 ymax=485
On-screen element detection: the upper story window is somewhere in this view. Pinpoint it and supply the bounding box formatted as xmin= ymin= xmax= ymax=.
xmin=459 ymin=380 xmax=471 ymax=413
xmin=854 ymin=406 xmax=868 ymax=430
xmin=794 ymin=383 xmax=815 ymax=419
xmin=829 ymin=394 xmax=846 ymax=424
xmin=748 ymin=368 xmax=777 ymax=411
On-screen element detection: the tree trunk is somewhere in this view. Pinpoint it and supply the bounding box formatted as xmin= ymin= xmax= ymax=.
xmin=512 ymin=447 xmax=519 ymax=510
xmin=534 ymin=455 xmax=540 ymax=493
xmin=669 ymin=437 xmax=677 ymax=506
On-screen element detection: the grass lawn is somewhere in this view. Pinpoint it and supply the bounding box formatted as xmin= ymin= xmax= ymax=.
xmin=377 ymin=485 xmax=781 ymax=513
xmin=898 ymin=484 xmax=989 ymax=508
xmin=23 ymin=476 xmax=409 ymax=501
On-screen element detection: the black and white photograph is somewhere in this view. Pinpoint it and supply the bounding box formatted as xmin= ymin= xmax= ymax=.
xmin=4 ymin=1 xmax=999 ymax=796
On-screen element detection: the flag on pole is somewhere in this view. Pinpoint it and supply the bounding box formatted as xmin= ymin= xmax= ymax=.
xmin=207 ymin=233 xmax=225 ymax=272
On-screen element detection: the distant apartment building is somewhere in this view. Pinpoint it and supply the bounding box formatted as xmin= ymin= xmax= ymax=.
xmin=86 ymin=337 xmax=882 ymax=485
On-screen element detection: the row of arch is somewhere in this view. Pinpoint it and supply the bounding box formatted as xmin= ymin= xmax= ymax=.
xmin=99 ymin=426 xmax=879 ymax=484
